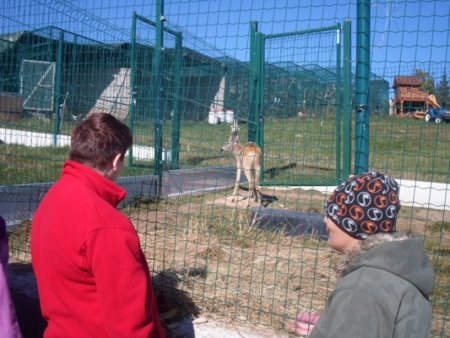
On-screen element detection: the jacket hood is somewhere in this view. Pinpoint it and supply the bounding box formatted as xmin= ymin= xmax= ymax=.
xmin=336 ymin=232 xmax=435 ymax=297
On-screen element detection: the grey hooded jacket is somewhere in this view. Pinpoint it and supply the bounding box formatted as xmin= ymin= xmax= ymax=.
xmin=309 ymin=232 xmax=435 ymax=338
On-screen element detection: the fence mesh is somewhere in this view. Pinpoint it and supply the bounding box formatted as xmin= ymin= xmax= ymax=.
xmin=1 ymin=0 xmax=449 ymax=336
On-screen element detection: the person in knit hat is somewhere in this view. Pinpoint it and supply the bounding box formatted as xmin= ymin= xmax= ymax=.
xmin=295 ymin=172 xmax=435 ymax=338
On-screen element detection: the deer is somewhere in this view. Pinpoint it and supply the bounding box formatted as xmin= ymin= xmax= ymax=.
xmin=221 ymin=119 xmax=262 ymax=204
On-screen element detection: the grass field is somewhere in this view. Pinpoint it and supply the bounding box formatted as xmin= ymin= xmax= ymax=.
xmin=4 ymin=112 xmax=449 ymax=336
xmin=8 ymin=186 xmax=450 ymax=336
xmin=1 ymin=113 xmax=449 ymax=185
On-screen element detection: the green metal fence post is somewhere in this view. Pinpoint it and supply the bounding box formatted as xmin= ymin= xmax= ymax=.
xmin=257 ymin=32 xmax=265 ymax=180
xmin=53 ymin=30 xmax=64 ymax=146
xmin=152 ymin=0 xmax=164 ymax=183
xmin=223 ymin=64 xmax=229 ymax=112
xmin=68 ymin=35 xmax=77 ymax=123
xmin=248 ymin=21 xmax=258 ymax=143
xmin=171 ymin=32 xmax=182 ymax=169
xmin=355 ymin=0 xmax=370 ymax=174
xmin=128 ymin=11 xmax=137 ymax=167
xmin=343 ymin=20 xmax=352 ymax=179
xmin=248 ymin=22 xmax=265 ymax=179
xmin=335 ymin=24 xmax=342 ymax=182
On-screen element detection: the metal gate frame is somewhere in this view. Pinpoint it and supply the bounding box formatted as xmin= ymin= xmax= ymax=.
xmin=129 ymin=5 xmax=183 ymax=179
xmin=248 ymin=22 xmax=352 ymax=186
xmin=20 ymin=59 xmax=55 ymax=112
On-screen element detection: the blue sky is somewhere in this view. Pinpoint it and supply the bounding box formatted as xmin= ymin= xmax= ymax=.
xmin=2 ymin=0 xmax=450 ymax=90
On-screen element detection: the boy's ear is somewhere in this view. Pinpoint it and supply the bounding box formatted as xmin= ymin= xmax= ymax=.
xmin=112 ymin=153 xmax=123 ymax=171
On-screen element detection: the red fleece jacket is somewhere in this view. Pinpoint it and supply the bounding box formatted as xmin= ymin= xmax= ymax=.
xmin=31 ymin=160 xmax=165 ymax=338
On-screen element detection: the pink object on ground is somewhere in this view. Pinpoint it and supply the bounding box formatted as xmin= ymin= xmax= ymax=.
xmin=296 ymin=312 xmax=320 ymax=325
xmin=286 ymin=312 xmax=320 ymax=336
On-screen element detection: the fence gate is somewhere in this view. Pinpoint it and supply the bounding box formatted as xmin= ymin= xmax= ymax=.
xmin=20 ymin=59 xmax=55 ymax=113
xmin=249 ymin=23 xmax=352 ymax=186
xmin=129 ymin=10 xmax=182 ymax=179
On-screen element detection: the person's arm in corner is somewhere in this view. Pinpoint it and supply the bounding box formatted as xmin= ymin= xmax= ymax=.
xmin=0 ymin=267 xmax=23 ymax=338
xmin=0 ymin=216 xmax=22 ymax=338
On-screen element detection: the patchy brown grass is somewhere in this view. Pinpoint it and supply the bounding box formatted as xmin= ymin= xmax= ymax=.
xmin=7 ymin=187 xmax=450 ymax=336
xmin=8 ymin=220 xmax=32 ymax=262
xmin=138 ymin=213 xmax=336 ymax=333
xmin=127 ymin=189 xmax=450 ymax=336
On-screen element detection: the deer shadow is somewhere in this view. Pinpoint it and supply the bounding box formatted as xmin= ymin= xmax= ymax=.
xmin=233 ymin=162 xmax=295 ymax=207
xmin=236 ymin=187 xmax=279 ymax=208
xmin=264 ymin=162 xmax=297 ymax=179
xmin=184 ymin=154 xmax=225 ymax=166
xmin=230 ymin=161 xmax=298 ymax=208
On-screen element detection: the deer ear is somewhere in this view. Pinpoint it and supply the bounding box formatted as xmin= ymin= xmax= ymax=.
xmin=232 ymin=119 xmax=239 ymax=132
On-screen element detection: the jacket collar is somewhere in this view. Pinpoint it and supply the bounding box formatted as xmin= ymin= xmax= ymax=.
xmin=336 ymin=232 xmax=410 ymax=278
xmin=62 ymin=160 xmax=127 ymax=207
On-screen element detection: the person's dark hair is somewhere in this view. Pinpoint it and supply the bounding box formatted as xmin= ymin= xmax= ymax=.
xmin=69 ymin=113 xmax=132 ymax=171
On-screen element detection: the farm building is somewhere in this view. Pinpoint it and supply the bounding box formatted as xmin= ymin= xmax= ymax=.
xmin=0 ymin=26 xmax=390 ymax=123
xmin=0 ymin=27 xmax=226 ymax=122
xmin=392 ymin=76 xmax=428 ymax=115
xmin=260 ymin=62 xmax=389 ymax=117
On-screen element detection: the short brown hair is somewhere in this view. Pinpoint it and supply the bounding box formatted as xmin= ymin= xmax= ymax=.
xmin=69 ymin=113 xmax=132 ymax=171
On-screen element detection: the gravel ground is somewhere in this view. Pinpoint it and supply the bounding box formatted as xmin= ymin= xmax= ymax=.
xmin=179 ymin=315 xmax=290 ymax=338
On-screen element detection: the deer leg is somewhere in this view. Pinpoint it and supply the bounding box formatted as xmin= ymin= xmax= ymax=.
xmin=242 ymin=167 xmax=254 ymax=200
xmin=231 ymin=167 xmax=242 ymax=202
xmin=254 ymin=163 xmax=262 ymax=204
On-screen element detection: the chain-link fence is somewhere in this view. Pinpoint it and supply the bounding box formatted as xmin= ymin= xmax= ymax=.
xmin=1 ymin=0 xmax=449 ymax=336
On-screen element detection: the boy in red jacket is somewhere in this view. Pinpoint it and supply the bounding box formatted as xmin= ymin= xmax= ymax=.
xmin=31 ymin=113 xmax=165 ymax=337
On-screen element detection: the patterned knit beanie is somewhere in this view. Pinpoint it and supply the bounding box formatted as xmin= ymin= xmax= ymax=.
xmin=325 ymin=172 xmax=401 ymax=240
